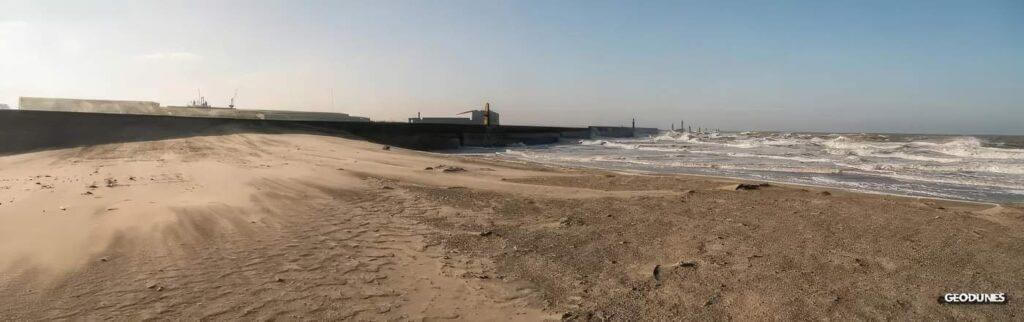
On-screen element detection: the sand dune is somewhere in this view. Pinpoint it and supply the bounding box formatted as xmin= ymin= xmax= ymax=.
xmin=1 ymin=127 xmax=1021 ymax=320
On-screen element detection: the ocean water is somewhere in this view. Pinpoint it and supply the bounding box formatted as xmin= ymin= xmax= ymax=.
xmin=464 ymin=132 xmax=1024 ymax=204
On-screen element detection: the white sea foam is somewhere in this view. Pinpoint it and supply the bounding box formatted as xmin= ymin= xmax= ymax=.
xmin=926 ymin=138 xmax=1024 ymax=159
xmin=497 ymin=131 xmax=1024 ymax=202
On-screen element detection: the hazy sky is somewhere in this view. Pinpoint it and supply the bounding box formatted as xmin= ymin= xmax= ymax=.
xmin=1 ymin=0 xmax=1021 ymax=134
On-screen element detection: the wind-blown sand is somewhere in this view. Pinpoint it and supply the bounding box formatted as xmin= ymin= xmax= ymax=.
xmin=0 ymin=127 xmax=1021 ymax=320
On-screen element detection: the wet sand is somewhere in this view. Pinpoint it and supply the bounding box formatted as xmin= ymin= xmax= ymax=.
xmin=0 ymin=127 xmax=1021 ymax=320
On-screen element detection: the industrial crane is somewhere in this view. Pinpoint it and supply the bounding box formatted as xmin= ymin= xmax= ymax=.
xmin=457 ymin=102 xmax=492 ymax=126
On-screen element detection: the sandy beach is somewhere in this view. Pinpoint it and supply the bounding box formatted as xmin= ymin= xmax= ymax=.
xmin=1 ymin=126 xmax=1021 ymax=320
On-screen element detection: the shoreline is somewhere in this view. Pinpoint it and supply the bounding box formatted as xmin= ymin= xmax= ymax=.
xmin=460 ymin=134 xmax=1024 ymax=205
xmin=465 ymin=152 xmax=1015 ymax=207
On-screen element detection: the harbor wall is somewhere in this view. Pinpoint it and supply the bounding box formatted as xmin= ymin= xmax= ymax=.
xmin=0 ymin=110 xmax=597 ymax=155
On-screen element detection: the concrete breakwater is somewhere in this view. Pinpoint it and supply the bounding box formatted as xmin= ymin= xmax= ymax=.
xmin=590 ymin=126 xmax=659 ymax=138
xmin=0 ymin=110 xmax=654 ymax=155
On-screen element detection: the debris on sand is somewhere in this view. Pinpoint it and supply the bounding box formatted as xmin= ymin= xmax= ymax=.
xmin=425 ymin=165 xmax=467 ymax=172
xmin=680 ymin=190 xmax=696 ymax=201
xmin=563 ymin=311 xmax=611 ymax=321
xmin=718 ymin=183 xmax=769 ymax=191
xmin=704 ymin=294 xmax=720 ymax=306
xmin=653 ymin=261 xmax=698 ymax=281
xmin=820 ymin=191 xmax=832 ymax=196
xmin=558 ymin=217 xmax=578 ymax=227
xmin=382 ymin=145 xmax=391 ymax=151
xmin=99 ymin=256 xmax=109 ymax=262
xmin=478 ymin=230 xmax=493 ymax=237
xmin=104 ymin=178 xmax=118 ymax=187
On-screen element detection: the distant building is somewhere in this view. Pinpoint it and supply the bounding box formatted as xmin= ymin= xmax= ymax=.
xmin=18 ymin=96 xmax=370 ymax=122
xmin=20 ymin=97 xmax=160 ymax=113
xmin=409 ymin=106 xmax=500 ymax=126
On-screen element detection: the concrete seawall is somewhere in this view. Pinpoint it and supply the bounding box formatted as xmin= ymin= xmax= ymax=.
xmin=0 ymin=110 xmax=614 ymax=155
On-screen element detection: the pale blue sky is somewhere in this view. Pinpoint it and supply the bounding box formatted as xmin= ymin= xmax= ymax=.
xmin=1 ymin=0 xmax=1021 ymax=134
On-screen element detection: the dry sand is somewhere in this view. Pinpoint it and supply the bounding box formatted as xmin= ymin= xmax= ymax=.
xmin=0 ymin=127 xmax=1021 ymax=320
